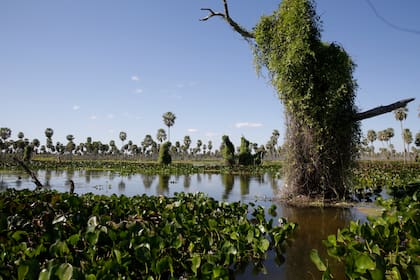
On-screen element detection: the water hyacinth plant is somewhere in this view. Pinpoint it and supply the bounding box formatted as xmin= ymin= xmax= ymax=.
xmin=0 ymin=189 xmax=296 ymax=279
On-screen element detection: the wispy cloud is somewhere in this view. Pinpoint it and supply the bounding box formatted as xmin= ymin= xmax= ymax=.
xmin=131 ymin=75 xmax=139 ymax=81
xmin=107 ymin=114 xmax=115 ymax=119
xmin=135 ymin=88 xmax=143 ymax=94
xmin=235 ymin=122 xmax=263 ymax=128
xmin=90 ymin=115 xmax=97 ymax=120
xmin=187 ymin=128 xmax=198 ymax=133
xmin=72 ymin=105 xmax=80 ymax=111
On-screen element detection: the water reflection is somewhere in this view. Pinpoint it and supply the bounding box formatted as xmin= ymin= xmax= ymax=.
xmin=221 ymin=174 xmax=234 ymax=200
xmin=157 ymin=174 xmax=170 ymax=195
xmin=281 ymin=206 xmax=354 ymax=280
xmin=183 ymin=175 xmax=191 ymax=189
xmin=118 ymin=180 xmax=126 ymax=192
xmin=142 ymin=174 xmax=155 ymax=189
xmin=240 ymin=175 xmax=250 ymax=195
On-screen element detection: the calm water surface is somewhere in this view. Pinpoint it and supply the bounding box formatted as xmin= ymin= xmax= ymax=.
xmin=1 ymin=170 xmax=367 ymax=279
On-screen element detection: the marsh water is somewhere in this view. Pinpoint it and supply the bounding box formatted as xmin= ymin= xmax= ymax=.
xmin=0 ymin=170 xmax=368 ymax=279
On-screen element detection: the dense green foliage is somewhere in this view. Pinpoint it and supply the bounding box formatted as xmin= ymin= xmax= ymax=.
xmin=157 ymin=142 xmax=172 ymax=165
xmin=352 ymin=162 xmax=420 ymax=201
xmin=221 ymin=135 xmax=235 ymax=167
xmin=238 ymin=137 xmax=253 ymax=166
xmin=311 ymin=191 xmax=420 ymax=279
xmin=0 ymin=190 xmax=295 ymax=279
xmin=253 ymin=0 xmax=359 ymax=199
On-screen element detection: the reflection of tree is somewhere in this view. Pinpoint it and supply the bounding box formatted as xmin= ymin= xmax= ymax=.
xmin=281 ymin=206 xmax=354 ymax=279
xmin=0 ymin=179 xmax=8 ymax=190
xmin=239 ymin=175 xmax=250 ymax=196
xmin=85 ymin=170 xmax=91 ymax=184
xmin=157 ymin=175 xmax=170 ymax=195
xmin=221 ymin=174 xmax=234 ymax=200
xmin=142 ymin=175 xmax=155 ymax=189
xmin=183 ymin=175 xmax=191 ymax=189
xmin=196 ymin=174 xmax=202 ymax=183
xmin=66 ymin=170 xmax=75 ymax=181
xmin=268 ymin=173 xmax=281 ymax=197
xmin=16 ymin=179 xmax=22 ymax=188
xmin=44 ymin=170 xmax=52 ymax=188
xmin=207 ymin=174 xmax=212 ymax=182
xmin=118 ymin=180 xmax=126 ymax=192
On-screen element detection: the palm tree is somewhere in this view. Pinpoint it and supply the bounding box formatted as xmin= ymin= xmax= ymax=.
xmin=119 ymin=131 xmax=127 ymax=148
xmin=415 ymin=132 xmax=420 ymax=147
xmin=394 ymin=107 xmax=408 ymax=162
xmin=156 ymin=128 xmax=167 ymax=143
xmin=183 ymin=135 xmax=191 ymax=154
xmin=45 ymin=128 xmax=54 ymax=153
xmin=162 ymin=112 xmax=176 ymax=142
xmin=17 ymin=132 xmax=24 ymax=140
xmin=403 ymin=128 xmax=413 ymax=160
xmin=0 ymin=127 xmax=12 ymax=141
xmin=66 ymin=135 xmax=75 ymax=154
xmin=367 ymin=130 xmax=377 ymax=157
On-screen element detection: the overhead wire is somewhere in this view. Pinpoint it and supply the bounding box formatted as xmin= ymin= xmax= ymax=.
xmin=365 ymin=0 xmax=420 ymax=35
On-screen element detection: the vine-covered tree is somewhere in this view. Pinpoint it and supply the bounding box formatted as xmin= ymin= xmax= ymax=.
xmin=238 ymin=136 xmax=253 ymax=165
xmin=158 ymin=141 xmax=172 ymax=165
xmin=162 ymin=112 xmax=176 ymax=142
xmin=200 ymin=0 xmax=414 ymax=200
xmin=221 ymin=135 xmax=235 ymax=166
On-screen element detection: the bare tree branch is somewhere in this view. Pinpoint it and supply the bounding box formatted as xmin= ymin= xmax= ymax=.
xmin=354 ymin=98 xmax=415 ymax=121
xmin=200 ymin=0 xmax=255 ymax=40
xmin=13 ymin=156 xmax=44 ymax=189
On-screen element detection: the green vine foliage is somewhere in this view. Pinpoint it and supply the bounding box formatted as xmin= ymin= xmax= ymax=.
xmin=253 ymin=0 xmax=360 ymax=199
xmin=238 ymin=137 xmax=253 ymax=166
xmin=158 ymin=142 xmax=172 ymax=165
xmin=221 ymin=135 xmax=235 ymax=167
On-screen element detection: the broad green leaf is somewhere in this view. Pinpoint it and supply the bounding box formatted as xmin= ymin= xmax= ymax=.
xmin=259 ymin=239 xmax=270 ymax=252
xmin=114 ymin=249 xmax=121 ymax=264
xmin=191 ymin=254 xmax=201 ymax=275
xmin=38 ymin=268 xmax=50 ymax=280
xmin=355 ymin=254 xmax=376 ymax=273
xmin=67 ymin=234 xmax=80 ymax=246
xmin=56 ymin=263 xmax=73 ymax=280
xmin=12 ymin=231 xmax=28 ymax=242
xmin=18 ymin=264 xmax=29 ymax=280
xmin=310 ymin=249 xmax=327 ymax=272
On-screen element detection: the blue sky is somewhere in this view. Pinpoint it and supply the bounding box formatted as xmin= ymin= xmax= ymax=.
xmin=1 ymin=0 xmax=419 ymax=152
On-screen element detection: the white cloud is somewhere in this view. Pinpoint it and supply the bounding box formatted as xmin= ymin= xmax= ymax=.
xmin=90 ymin=115 xmax=97 ymax=120
xmin=72 ymin=105 xmax=80 ymax=111
xmin=187 ymin=128 xmax=198 ymax=133
xmin=107 ymin=114 xmax=115 ymax=119
xmin=235 ymin=122 xmax=263 ymax=128
xmin=135 ymin=88 xmax=143 ymax=94
xmin=131 ymin=75 xmax=139 ymax=81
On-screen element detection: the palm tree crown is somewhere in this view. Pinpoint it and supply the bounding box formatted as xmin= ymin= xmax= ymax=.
xmin=162 ymin=112 xmax=176 ymax=141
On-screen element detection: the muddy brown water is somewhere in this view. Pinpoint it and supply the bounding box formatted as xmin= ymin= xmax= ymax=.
xmin=1 ymin=170 xmax=369 ymax=279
